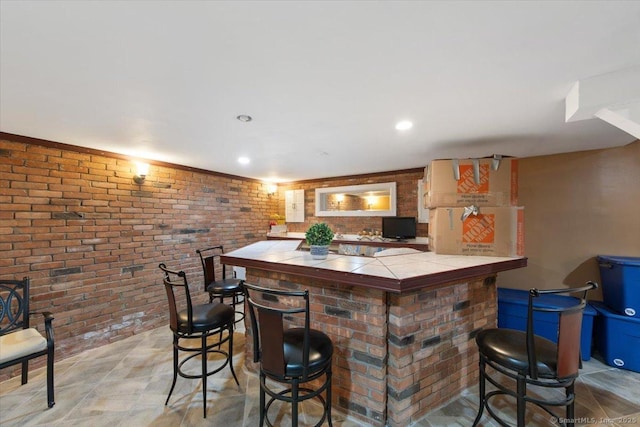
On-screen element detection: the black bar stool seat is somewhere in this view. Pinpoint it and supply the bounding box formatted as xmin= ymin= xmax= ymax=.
xmin=197 ymin=246 xmax=245 ymax=324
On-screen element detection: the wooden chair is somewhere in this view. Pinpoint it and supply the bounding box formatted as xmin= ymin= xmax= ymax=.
xmin=472 ymin=281 xmax=598 ymax=427
xmin=158 ymin=263 xmax=239 ymax=418
xmin=0 ymin=277 xmax=55 ymax=408
xmin=243 ymin=282 xmax=333 ymax=427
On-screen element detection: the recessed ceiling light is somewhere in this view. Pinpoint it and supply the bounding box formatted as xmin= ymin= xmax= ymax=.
xmin=237 ymin=115 xmax=252 ymax=122
xmin=238 ymin=157 xmax=250 ymax=165
xmin=395 ymin=120 xmax=413 ymax=131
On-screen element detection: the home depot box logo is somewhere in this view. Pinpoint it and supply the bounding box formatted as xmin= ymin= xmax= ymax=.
xmin=458 ymin=164 xmax=490 ymax=194
xmin=424 ymin=158 xmax=518 ymax=207
xmin=462 ymin=213 xmax=494 ymax=243
xmin=428 ymin=207 xmax=524 ymax=257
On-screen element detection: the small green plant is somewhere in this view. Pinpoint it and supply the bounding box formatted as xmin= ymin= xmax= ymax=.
xmin=305 ymin=222 xmax=334 ymax=246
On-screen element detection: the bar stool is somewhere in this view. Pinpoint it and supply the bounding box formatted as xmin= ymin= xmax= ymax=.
xmin=243 ymin=282 xmax=333 ymax=427
xmin=472 ymin=281 xmax=597 ymax=427
xmin=158 ymin=263 xmax=239 ymax=418
xmin=196 ymin=246 xmax=244 ymax=324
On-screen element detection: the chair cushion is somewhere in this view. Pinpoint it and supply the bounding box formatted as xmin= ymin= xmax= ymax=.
xmin=476 ymin=328 xmax=559 ymax=378
xmin=177 ymin=302 xmax=234 ymax=333
xmin=283 ymin=328 xmax=333 ymax=377
xmin=206 ymin=278 xmax=243 ymax=295
xmin=0 ymin=328 xmax=47 ymax=363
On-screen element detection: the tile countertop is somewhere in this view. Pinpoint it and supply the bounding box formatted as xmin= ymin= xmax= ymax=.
xmin=222 ymin=239 xmax=527 ymax=293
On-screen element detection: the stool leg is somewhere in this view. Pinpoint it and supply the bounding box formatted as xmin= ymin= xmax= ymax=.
xmin=47 ymin=346 xmax=55 ymax=408
xmin=21 ymin=360 xmax=28 ymax=385
xmin=259 ymin=373 xmax=266 ymax=427
xmin=516 ymin=373 xmax=526 ymax=427
xmin=327 ymin=367 xmax=333 ymax=427
xmin=472 ymin=357 xmax=486 ymax=427
xmin=228 ymin=322 xmax=240 ymax=386
xmin=292 ymin=378 xmax=299 ymax=427
xmin=202 ymin=334 xmax=208 ymax=418
xmin=216 ymin=293 xmax=224 ymax=349
xmin=166 ymin=335 xmax=179 ymax=405
xmin=566 ymin=382 xmax=575 ymax=427
xmin=233 ymin=290 xmax=245 ymax=324
xmin=200 ymin=334 xmax=207 ymax=418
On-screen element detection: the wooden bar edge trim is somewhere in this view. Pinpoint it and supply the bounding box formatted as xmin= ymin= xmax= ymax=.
xmin=222 ymin=254 xmax=527 ymax=293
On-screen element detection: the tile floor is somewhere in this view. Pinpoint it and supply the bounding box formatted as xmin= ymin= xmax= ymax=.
xmin=1 ymin=322 xmax=639 ymax=427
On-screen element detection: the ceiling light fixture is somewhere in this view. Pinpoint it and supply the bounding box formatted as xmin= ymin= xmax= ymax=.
xmin=395 ymin=120 xmax=413 ymax=131
xmin=238 ymin=157 xmax=250 ymax=165
xmin=236 ymin=115 xmax=252 ymax=122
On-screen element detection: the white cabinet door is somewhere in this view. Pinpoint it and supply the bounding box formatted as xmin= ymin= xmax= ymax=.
xmin=417 ymin=179 xmax=429 ymax=223
xmin=285 ymin=189 xmax=305 ymax=222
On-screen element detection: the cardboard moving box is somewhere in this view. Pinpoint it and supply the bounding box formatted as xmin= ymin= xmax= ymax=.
xmin=424 ymin=157 xmax=518 ymax=207
xmin=428 ymin=206 xmax=525 ymax=256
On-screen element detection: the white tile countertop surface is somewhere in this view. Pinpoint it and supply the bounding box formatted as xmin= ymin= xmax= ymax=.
xmin=222 ymin=240 xmax=527 ymax=293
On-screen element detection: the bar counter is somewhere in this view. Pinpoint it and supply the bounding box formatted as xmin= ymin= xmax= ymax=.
xmin=222 ymin=240 xmax=527 ymax=427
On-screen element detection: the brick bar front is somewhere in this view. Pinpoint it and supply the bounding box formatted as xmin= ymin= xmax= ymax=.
xmin=223 ymin=240 xmax=524 ymax=426
xmin=244 ymin=269 xmax=497 ymax=427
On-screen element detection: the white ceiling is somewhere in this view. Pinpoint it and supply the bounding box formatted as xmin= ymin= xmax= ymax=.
xmin=1 ymin=1 xmax=639 ymax=182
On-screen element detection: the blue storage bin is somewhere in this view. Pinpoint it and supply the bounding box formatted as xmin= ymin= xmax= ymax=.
xmin=597 ymin=255 xmax=640 ymax=318
xmin=592 ymin=301 xmax=640 ymax=373
xmin=497 ymin=288 xmax=596 ymax=361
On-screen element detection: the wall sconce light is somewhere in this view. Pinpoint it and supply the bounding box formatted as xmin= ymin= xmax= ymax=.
xmin=133 ymin=162 xmax=149 ymax=184
xmin=335 ymin=194 xmax=345 ymax=202
xmin=367 ymin=195 xmax=376 ymax=210
xmin=267 ymin=184 xmax=277 ymax=196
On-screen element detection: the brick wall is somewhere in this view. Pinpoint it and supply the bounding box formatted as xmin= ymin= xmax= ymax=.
xmin=0 ymin=137 xmax=277 ymax=381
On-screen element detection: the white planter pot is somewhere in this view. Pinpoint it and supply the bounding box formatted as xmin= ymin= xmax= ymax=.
xmin=309 ymin=245 xmax=329 ymax=260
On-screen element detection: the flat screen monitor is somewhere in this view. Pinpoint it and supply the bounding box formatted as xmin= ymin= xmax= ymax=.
xmin=382 ymin=216 xmax=416 ymax=240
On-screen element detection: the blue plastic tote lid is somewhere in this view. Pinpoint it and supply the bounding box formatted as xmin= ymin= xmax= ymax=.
xmin=597 ymin=255 xmax=640 ymax=266
xmin=498 ymin=288 xmax=596 ymax=315
xmin=591 ymin=301 xmax=640 ymax=324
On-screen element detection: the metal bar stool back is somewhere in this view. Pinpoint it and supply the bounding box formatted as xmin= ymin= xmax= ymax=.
xmin=243 ymin=282 xmax=333 ymax=427
xmin=159 ymin=263 xmax=239 ymax=418
xmin=196 ymin=246 xmax=244 ymax=324
xmin=473 ymin=281 xmax=598 ymax=427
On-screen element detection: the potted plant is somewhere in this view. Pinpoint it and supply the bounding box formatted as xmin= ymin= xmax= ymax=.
xmin=305 ymin=222 xmax=335 ymax=259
